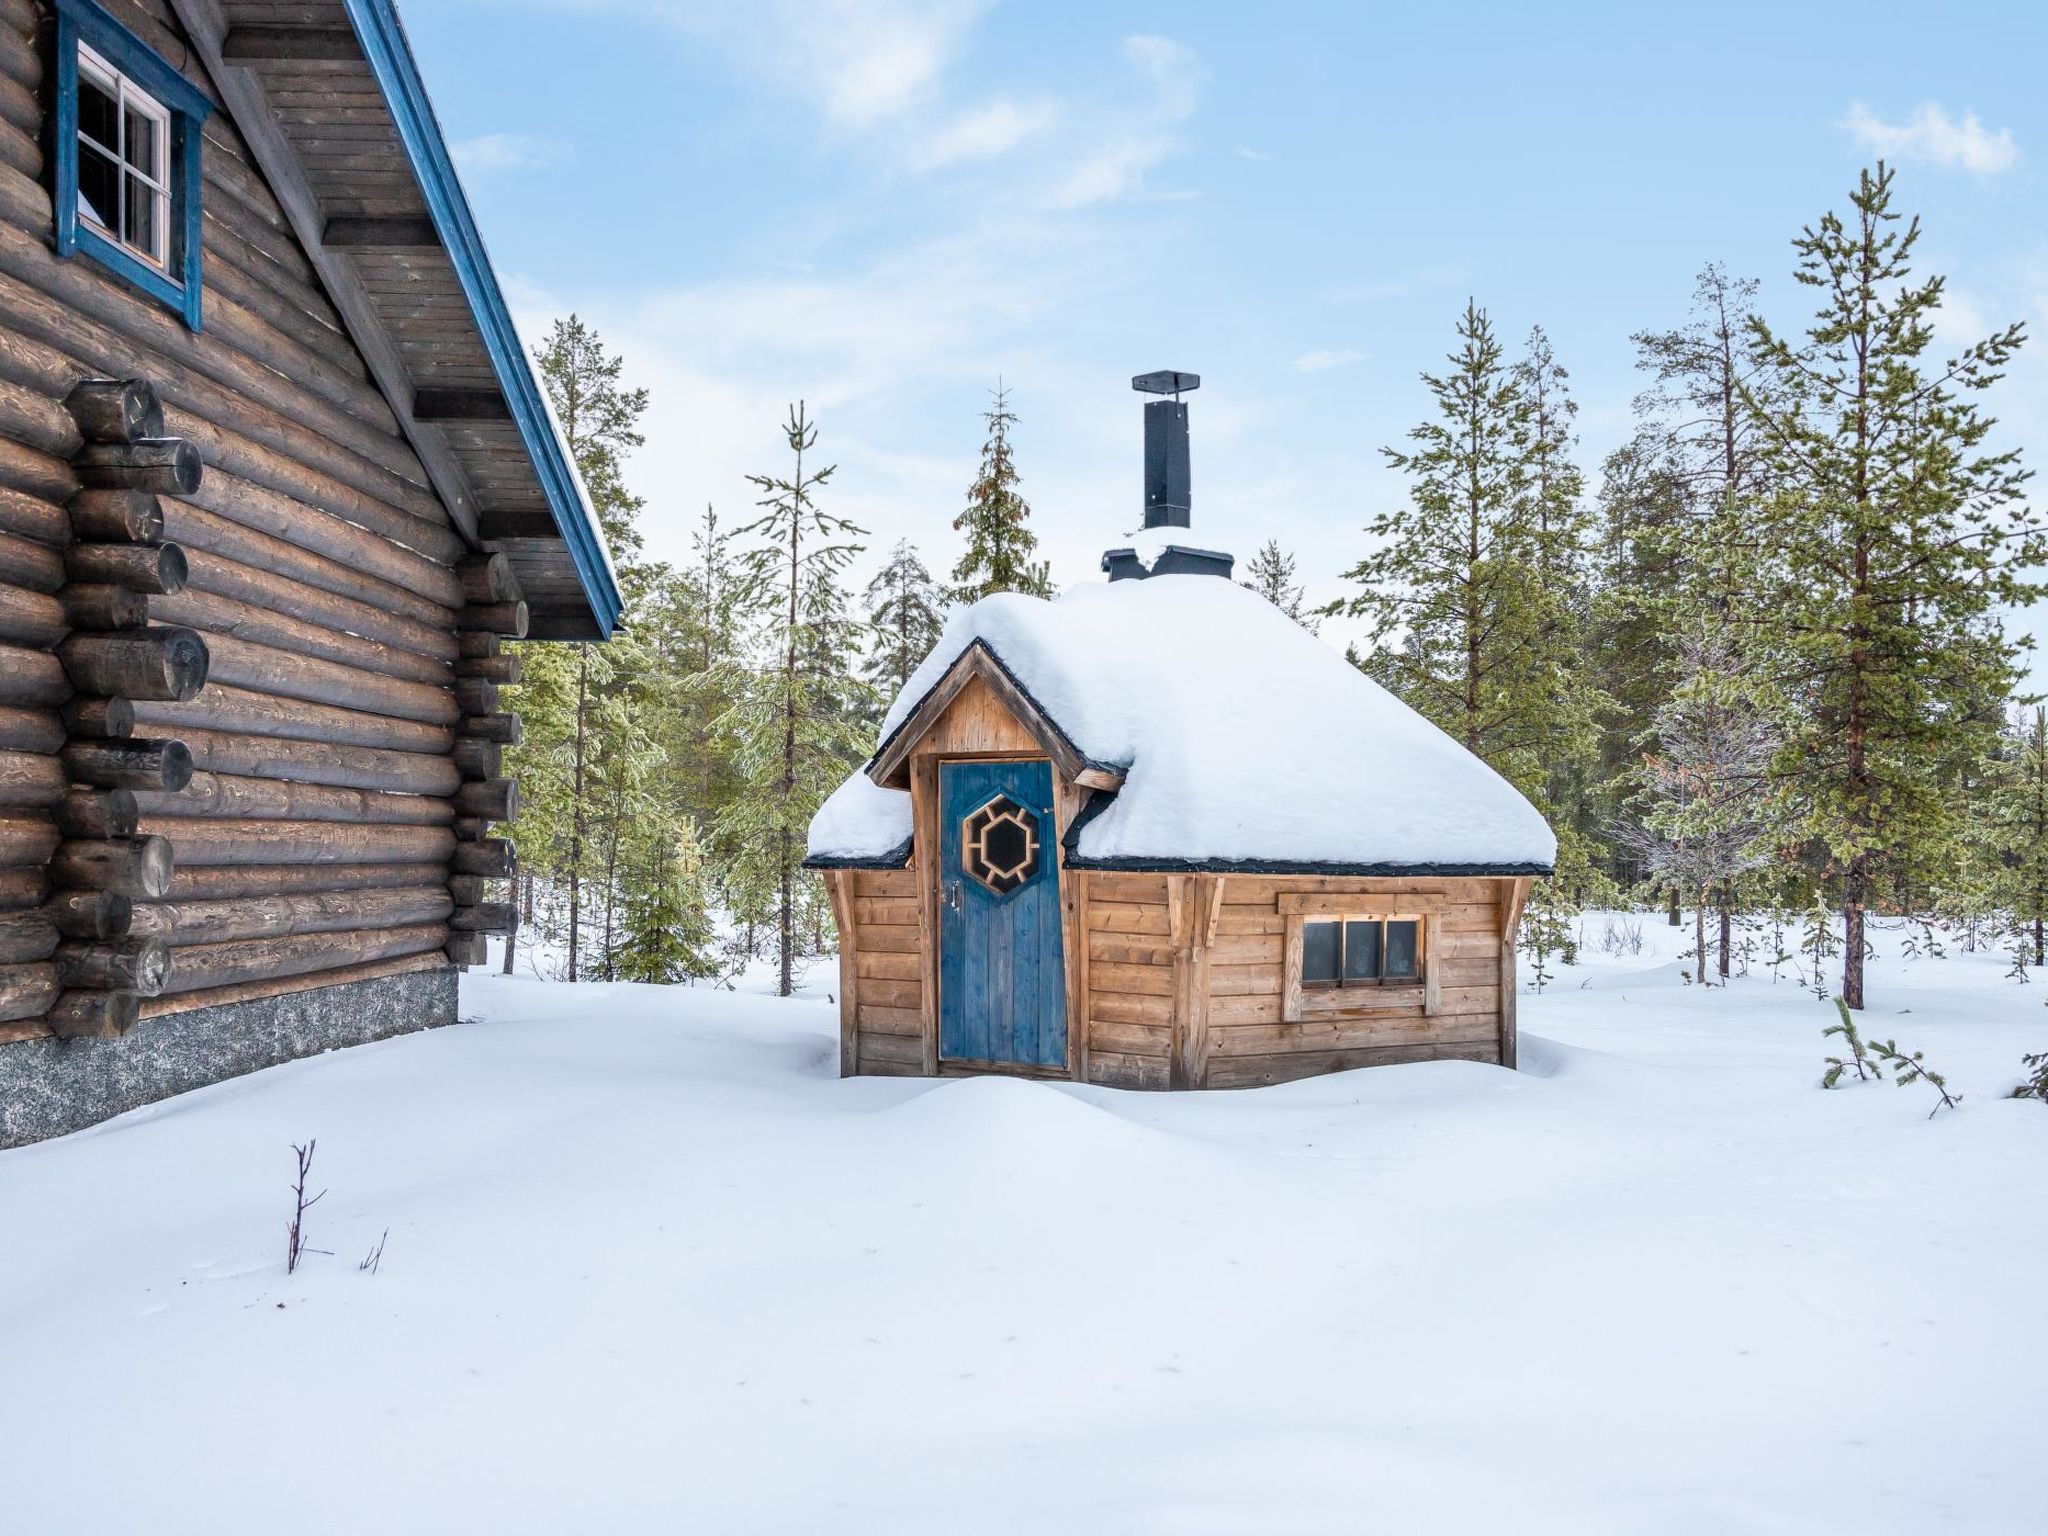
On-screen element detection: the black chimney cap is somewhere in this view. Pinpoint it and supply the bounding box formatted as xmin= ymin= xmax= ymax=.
xmin=1132 ymin=370 xmax=1200 ymax=396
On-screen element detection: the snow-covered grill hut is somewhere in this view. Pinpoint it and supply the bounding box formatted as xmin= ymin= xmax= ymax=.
xmin=806 ymin=374 xmax=1555 ymax=1090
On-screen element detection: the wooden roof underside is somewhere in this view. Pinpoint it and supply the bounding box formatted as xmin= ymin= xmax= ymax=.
xmin=171 ymin=0 xmax=608 ymax=638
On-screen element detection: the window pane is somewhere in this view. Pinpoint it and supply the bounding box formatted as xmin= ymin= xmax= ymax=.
xmin=78 ymin=143 xmax=119 ymax=231
xmin=1343 ymin=920 xmax=1381 ymax=981
xmin=1302 ymin=921 xmax=1341 ymax=983
xmin=1385 ymin=920 xmax=1419 ymax=980
xmin=124 ymin=102 xmax=161 ymax=181
xmin=78 ymin=70 xmax=118 ymax=154
xmin=125 ymin=176 xmax=164 ymax=263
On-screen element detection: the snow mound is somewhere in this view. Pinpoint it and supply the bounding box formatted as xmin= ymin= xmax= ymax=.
xmin=810 ymin=575 xmax=1556 ymax=871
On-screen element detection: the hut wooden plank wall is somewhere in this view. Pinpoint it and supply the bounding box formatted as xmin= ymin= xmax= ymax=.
xmin=0 ymin=0 xmax=617 ymax=1145
xmin=819 ymin=674 xmax=1536 ymax=1092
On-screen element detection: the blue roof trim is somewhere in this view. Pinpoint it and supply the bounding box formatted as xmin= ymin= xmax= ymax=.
xmin=341 ymin=0 xmax=621 ymax=640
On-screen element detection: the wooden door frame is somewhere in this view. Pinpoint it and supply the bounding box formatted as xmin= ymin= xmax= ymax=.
xmin=920 ymin=751 xmax=1077 ymax=1079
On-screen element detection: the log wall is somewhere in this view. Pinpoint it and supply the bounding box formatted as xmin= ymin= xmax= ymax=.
xmin=0 ymin=0 xmax=520 ymax=1043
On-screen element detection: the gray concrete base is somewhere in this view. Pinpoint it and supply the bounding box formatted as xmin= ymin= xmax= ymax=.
xmin=0 ymin=967 xmax=457 ymax=1149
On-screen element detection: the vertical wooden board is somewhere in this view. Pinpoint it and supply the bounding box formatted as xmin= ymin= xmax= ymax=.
xmin=1423 ymin=910 xmax=1442 ymax=1016
xmin=913 ymin=755 xmax=939 ymax=1075
xmin=826 ymin=870 xmax=858 ymax=1076
xmin=1500 ymin=876 xmax=1532 ymax=1070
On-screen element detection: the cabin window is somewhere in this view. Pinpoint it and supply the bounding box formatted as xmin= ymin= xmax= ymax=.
xmin=1301 ymin=916 xmax=1422 ymax=988
xmin=52 ymin=0 xmax=211 ymax=330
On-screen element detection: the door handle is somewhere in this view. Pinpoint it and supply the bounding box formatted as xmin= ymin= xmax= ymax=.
xmin=944 ymin=880 xmax=962 ymax=913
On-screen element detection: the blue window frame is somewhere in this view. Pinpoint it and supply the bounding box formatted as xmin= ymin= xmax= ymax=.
xmin=51 ymin=0 xmax=211 ymax=330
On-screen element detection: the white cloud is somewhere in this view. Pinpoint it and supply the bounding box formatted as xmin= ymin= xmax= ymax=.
xmin=1050 ymin=35 xmax=1203 ymax=209
xmin=1842 ymin=102 xmax=2018 ymax=174
xmin=1235 ymin=146 xmax=1272 ymax=162
xmin=909 ymin=98 xmax=1059 ymax=171
xmin=450 ymin=133 xmax=568 ymax=176
xmin=1294 ymin=348 xmax=1363 ymax=373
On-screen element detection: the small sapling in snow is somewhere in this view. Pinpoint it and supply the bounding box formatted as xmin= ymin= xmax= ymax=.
xmin=285 ymin=1140 xmax=329 ymax=1275
xmin=2010 ymin=1051 xmax=2048 ymax=1102
xmin=1867 ymin=1037 xmax=1962 ymax=1118
xmin=1821 ymin=999 xmax=1880 ymax=1087
xmin=359 ymin=1229 xmax=389 ymax=1275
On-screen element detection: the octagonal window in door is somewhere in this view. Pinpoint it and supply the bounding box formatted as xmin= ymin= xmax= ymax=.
xmin=961 ymin=793 xmax=1043 ymax=896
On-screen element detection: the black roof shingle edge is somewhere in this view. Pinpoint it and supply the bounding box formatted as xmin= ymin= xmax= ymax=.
xmin=802 ymin=838 xmax=914 ymax=872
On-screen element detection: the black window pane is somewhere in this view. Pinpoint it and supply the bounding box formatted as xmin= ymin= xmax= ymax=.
xmin=78 ymin=72 xmax=118 ymax=153
xmin=1344 ymin=920 xmax=1381 ymax=981
xmin=1385 ymin=920 xmax=1419 ymax=979
xmin=77 ymin=143 xmax=119 ymax=232
xmin=1302 ymin=921 xmax=1341 ymax=983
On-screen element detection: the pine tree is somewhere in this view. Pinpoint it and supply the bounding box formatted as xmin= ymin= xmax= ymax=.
xmin=864 ymin=539 xmax=947 ymax=694
xmin=718 ymin=404 xmax=871 ymax=996
xmin=532 ymin=314 xmax=649 ymax=563
xmin=1744 ymin=162 xmax=2043 ymax=1008
xmin=951 ymin=381 xmax=1051 ymax=603
xmin=1241 ymin=539 xmax=1316 ymax=630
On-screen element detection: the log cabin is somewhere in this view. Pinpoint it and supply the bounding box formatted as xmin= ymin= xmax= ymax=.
xmin=0 ymin=0 xmax=617 ymax=1145
xmin=806 ymin=375 xmax=1555 ymax=1090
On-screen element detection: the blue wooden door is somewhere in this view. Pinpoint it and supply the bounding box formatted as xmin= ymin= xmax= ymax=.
xmin=939 ymin=759 xmax=1068 ymax=1069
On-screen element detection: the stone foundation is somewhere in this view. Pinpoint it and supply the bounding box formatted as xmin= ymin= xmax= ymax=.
xmin=0 ymin=967 xmax=458 ymax=1149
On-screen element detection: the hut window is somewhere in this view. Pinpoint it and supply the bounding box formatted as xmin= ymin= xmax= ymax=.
xmin=1301 ymin=916 xmax=1422 ymax=988
xmin=52 ymin=0 xmax=211 ymax=330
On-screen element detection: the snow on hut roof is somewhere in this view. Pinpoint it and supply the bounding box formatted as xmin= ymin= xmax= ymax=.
xmin=807 ymin=575 xmax=1557 ymax=874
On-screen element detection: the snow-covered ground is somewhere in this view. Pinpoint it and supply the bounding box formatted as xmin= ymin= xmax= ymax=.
xmin=4 ymin=916 xmax=2045 ymax=1534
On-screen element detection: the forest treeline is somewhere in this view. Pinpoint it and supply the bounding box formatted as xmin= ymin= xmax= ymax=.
xmin=505 ymin=162 xmax=2048 ymax=1010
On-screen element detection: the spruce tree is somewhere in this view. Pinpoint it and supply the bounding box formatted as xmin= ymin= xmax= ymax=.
xmin=718 ymin=404 xmax=871 ymax=995
xmin=864 ymin=539 xmax=947 ymax=694
xmin=611 ymin=814 xmax=721 ymax=983
xmin=951 ymin=381 xmax=1051 ymax=603
xmin=1241 ymin=539 xmax=1316 ymax=630
xmin=1744 ymin=162 xmax=2043 ymax=1008
xmin=1986 ymin=708 xmax=2048 ymax=969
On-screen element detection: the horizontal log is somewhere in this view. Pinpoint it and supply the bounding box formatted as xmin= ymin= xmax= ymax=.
xmin=51 ymin=836 xmax=172 ymax=898
xmin=0 ymin=746 xmax=64 ymax=807
xmin=194 ymin=630 xmax=456 ymax=725
xmin=134 ymin=684 xmax=455 ymax=756
xmin=167 ymin=725 xmax=459 ymax=797
xmin=171 ymin=533 xmax=455 ymax=665
xmin=56 ymin=786 xmax=137 ymax=838
xmin=459 ymin=713 xmax=521 ymax=745
xmin=66 ymin=541 xmax=187 ymax=594
xmin=0 ymin=579 xmax=64 ymax=647
xmin=131 ymin=885 xmax=453 ymax=947
xmin=0 ymin=371 xmax=82 ymax=458
xmin=0 ymin=704 xmax=61 ymax=753
xmin=59 ymin=629 xmax=209 ymax=701
xmin=61 ymin=582 xmax=147 ymax=631
xmin=68 ymin=488 xmax=163 ymax=543
xmin=135 ymin=817 xmax=455 ymax=868
xmin=0 ymin=808 xmax=58 ymax=864
xmin=157 ymin=921 xmax=450 ymax=995
xmin=445 ymin=931 xmax=486 ymax=967
xmin=0 ymin=958 xmax=56 ymax=1020
xmin=141 ymin=949 xmax=447 ymax=1021
xmin=73 ymin=439 xmax=202 ymax=496
xmin=48 ymin=987 xmax=139 ymax=1039
xmin=0 ymin=528 xmax=64 ymax=591
xmin=451 ymin=838 xmax=514 ymax=878
xmin=64 ymin=378 xmax=163 ymax=445
xmin=63 ymin=696 xmax=133 ymax=739
xmin=57 ymin=936 xmax=169 ymax=995
xmin=454 ymin=652 xmax=521 ymax=684
xmin=0 ymin=429 xmax=78 ymax=501
xmin=449 ymin=903 xmax=515 ymax=934
xmin=45 ymin=888 xmax=131 ymax=940
xmin=165 ymin=860 xmax=450 ymax=902
xmin=458 ymin=601 xmax=527 ymax=638
xmin=152 ymin=583 xmax=451 ymax=690
xmin=62 ymin=738 xmax=192 ymax=792
xmin=454 ymin=779 xmax=516 ymax=821
xmin=135 ymin=770 xmax=452 ymax=827
xmin=0 ymin=864 xmax=46 ymax=908
xmin=0 ymin=484 xmax=66 ymax=545
xmin=0 ymin=906 xmax=56 ymax=962
xmin=452 ymin=738 xmax=500 ymax=781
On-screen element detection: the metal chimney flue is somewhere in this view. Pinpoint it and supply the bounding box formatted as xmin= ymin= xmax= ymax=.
xmin=1133 ymin=370 xmax=1198 ymax=528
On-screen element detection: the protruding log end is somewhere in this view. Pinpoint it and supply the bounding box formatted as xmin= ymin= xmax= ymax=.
xmin=456 ymin=600 xmax=527 ymax=639
xmin=48 ymin=988 xmax=140 ymax=1040
xmin=73 ymin=438 xmax=201 ymax=496
xmin=59 ymin=628 xmax=210 ymax=702
xmin=450 ymin=903 xmax=516 ymax=934
xmin=57 ymin=936 xmax=170 ymax=996
xmin=57 ymin=786 xmax=140 ymax=839
xmin=458 ymin=713 xmax=522 ymax=746
xmin=66 ymin=541 xmax=188 ymax=595
xmin=61 ymin=738 xmax=193 ymax=793
xmin=454 ymin=652 xmax=522 ymax=684
xmin=446 ymin=932 xmax=487 ymax=967
xmin=453 ymin=678 xmax=499 ymax=716
xmin=62 ymin=696 xmax=136 ymax=740
xmin=452 ymin=738 xmax=502 ymax=781
xmin=457 ymin=552 xmax=522 ymax=605
xmin=61 ymin=583 xmax=150 ymax=632
xmin=451 ymin=837 xmax=515 ymax=878
xmin=63 ymin=379 xmax=164 ymax=445
xmin=67 ymin=489 xmax=165 ymax=545
xmin=44 ymin=889 xmax=133 ymax=940
xmin=51 ymin=835 xmax=174 ymax=900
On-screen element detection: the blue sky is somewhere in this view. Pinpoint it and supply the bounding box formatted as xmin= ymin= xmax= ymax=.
xmin=406 ymin=0 xmax=2048 ymax=658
